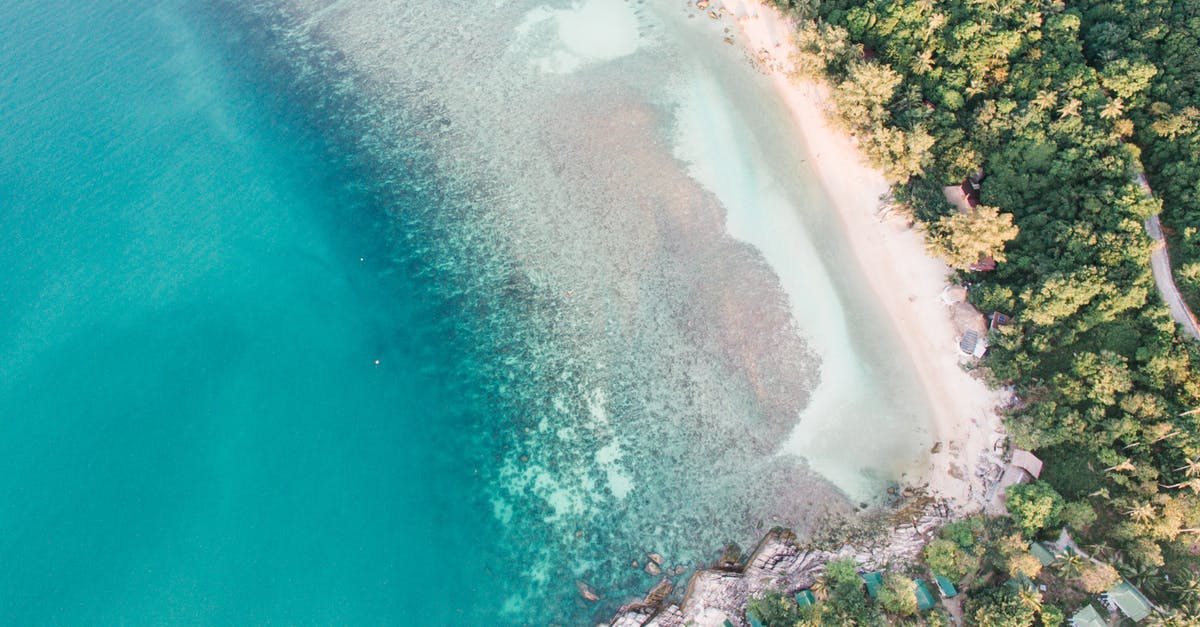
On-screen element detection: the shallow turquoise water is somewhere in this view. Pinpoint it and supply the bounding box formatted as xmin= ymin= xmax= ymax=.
xmin=0 ymin=1 xmax=508 ymax=622
xmin=0 ymin=0 xmax=940 ymax=623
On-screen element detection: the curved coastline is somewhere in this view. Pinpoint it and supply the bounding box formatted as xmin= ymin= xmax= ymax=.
xmin=706 ymin=0 xmax=1005 ymax=507
xmin=225 ymin=0 xmax=1001 ymax=618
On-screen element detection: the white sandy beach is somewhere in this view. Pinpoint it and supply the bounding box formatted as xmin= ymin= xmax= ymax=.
xmin=713 ymin=0 xmax=1005 ymax=507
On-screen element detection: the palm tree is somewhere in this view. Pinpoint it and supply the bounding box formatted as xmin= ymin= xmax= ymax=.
xmin=1151 ymin=429 xmax=1179 ymax=444
xmin=1173 ymin=574 xmax=1200 ymax=606
xmin=1106 ymin=459 xmax=1137 ymax=473
xmin=1121 ymin=562 xmax=1168 ymax=599
xmin=1126 ymin=503 xmax=1157 ymax=524
xmin=1147 ymin=606 xmax=1200 ymax=626
xmin=1058 ymin=98 xmax=1082 ymax=118
xmin=1086 ymin=541 xmax=1117 ymax=562
xmin=1032 ymin=90 xmax=1058 ymax=111
xmin=1175 ymin=458 xmax=1200 ymax=477
xmin=1017 ymin=586 xmax=1043 ymax=613
xmin=1055 ymin=552 xmax=1085 ymax=579
xmin=1160 ymin=478 xmax=1200 ymax=494
xmin=1101 ymin=98 xmax=1125 ymax=120
xmin=912 ymin=49 xmax=934 ymax=75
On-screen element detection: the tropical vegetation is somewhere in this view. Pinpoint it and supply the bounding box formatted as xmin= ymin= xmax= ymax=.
xmin=755 ymin=0 xmax=1200 ymax=622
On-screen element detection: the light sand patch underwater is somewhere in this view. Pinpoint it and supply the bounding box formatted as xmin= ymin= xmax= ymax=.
xmin=514 ymin=0 xmax=645 ymax=73
xmin=670 ymin=59 xmax=934 ymax=501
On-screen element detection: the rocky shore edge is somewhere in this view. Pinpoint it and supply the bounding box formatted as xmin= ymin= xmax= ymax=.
xmin=603 ymin=492 xmax=959 ymax=627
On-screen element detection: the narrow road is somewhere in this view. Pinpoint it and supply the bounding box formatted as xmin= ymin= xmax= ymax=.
xmin=1144 ymin=213 xmax=1200 ymax=340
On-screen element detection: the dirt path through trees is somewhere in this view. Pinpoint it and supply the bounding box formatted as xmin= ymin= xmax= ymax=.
xmin=1145 ymin=213 xmax=1200 ymax=340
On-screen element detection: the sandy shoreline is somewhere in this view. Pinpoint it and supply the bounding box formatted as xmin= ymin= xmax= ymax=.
xmin=715 ymin=0 xmax=1005 ymax=508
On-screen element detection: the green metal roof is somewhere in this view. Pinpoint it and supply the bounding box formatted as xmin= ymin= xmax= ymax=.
xmin=1070 ymin=604 xmax=1106 ymax=627
xmin=862 ymin=571 xmax=884 ymax=599
xmin=1030 ymin=542 xmax=1057 ymax=566
xmin=915 ymin=580 xmax=937 ymax=611
xmin=1108 ymin=580 xmax=1154 ymax=622
xmin=746 ymin=611 xmax=766 ymax=627
xmin=795 ymin=589 xmax=816 ymax=607
xmin=934 ymin=574 xmax=958 ymax=598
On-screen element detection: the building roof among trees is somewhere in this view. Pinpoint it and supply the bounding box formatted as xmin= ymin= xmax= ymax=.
xmin=862 ymin=571 xmax=883 ymax=599
xmin=1030 ymin=542 xmax=1057 ymax=567
xmin=934 ymin=575 xmax=958 ymax=598
xmin=1070 ymin=604 xmax=1106 ymax=627
xmin=1010 ymin=450 xmax=1043 ymax=478
xmin=969 ymin=254 xmax=997 ymax=272
xmin=915 ymin=580 xmax=937 ymax=611
xmin=1106 ymin=580 xmax=1154 ymax=622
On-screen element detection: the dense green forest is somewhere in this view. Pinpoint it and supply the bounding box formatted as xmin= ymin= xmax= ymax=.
xmin=758 ymin=0 xmax=1200 ymax=624
xmin=1075 ymin=1 xmax=1200 ymax=306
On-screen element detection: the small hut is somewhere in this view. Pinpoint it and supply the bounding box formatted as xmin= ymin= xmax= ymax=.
xmin=862 ymin=571 xmax=884 ymax=599
xmin=1010 ymin=449 xmax=1044 ymax=479
xmin=915 ymin=580 xmax=937 ymax=611
xmin=934 ymin=575 xmax=958 ymax=599
xmin=958 ymin=330 xmax=988 ymax=358
xmin=1104 ymin=580 xmax=1154 ymax=622
xmin=1030 ymin=542 xmax=1057 ymax=567
xmin=989 ymin=311 xmax=1011 ymax=331
xmin=1070 ymin=604 xmax=1107 ymax=627
xmin=970 ymin=254 xmax=997 ymax=272
xmin=987 ymin=449 xmax=1045 ymax=513
xmin=953 ymin=300 xmax=989 ymax=358
xmin=943 ymin=174 xmax=983 ymax=213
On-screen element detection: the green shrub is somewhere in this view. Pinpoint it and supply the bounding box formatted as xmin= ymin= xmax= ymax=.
xmin=1006 ymin=481 xmax=1065 ymax=537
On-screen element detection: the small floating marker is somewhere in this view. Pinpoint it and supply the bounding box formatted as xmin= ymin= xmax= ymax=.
xmin=359 ymin=257 xmax=364 ymax=262
xmin=374 ymin=359 xmax=381 ymax=366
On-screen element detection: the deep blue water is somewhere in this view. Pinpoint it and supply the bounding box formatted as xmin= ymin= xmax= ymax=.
xmin=0 ymin=1 xmax=516 ymax=622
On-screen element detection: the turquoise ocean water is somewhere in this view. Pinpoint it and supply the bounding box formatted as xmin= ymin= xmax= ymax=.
xmin=0 ymin=1 xmax=512 ymax=622
xmin=1 ymin=1 xmax=940 ymax=623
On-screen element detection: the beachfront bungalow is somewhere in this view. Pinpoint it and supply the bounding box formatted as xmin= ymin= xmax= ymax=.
xmin=1030 ymin=542 xmax=1057 ymax=567
xmin=958 ymin=329 xmax=988 ymax=358
xmin=862 ymin=571 xmax=884 ymax=600
xmin=970 ymin=254 xmax=997 ymax=272
xmin=943 ymin=185 xmax=974 ymax=213
xmin=1070 ymin=604 xmax=1107 ymax=627
xmin=986 ymin=449 xmax=1045 ymax=513
xmin=934 ymin=574 xmax=958 ymax=599
xmin=1010 ymin=449 xmax=1044 ymax=479
xmin=915 ymin=580 xmax=937 ymax=611
xmin=1103 ymin=580 xmax=1155 ymax=622
xmin=989 ymin=311 xmax=1011 ymax=331
xmin=943 ymin=175 xmax=983 ymax=213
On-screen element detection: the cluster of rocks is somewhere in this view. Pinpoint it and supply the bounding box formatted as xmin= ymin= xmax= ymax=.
xmin=603 ymin=496 xmax=958 ymax=627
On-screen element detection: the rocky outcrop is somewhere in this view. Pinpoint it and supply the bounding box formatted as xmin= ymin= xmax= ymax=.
xmin=607 ymin=497 xmax=958 ymax=626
